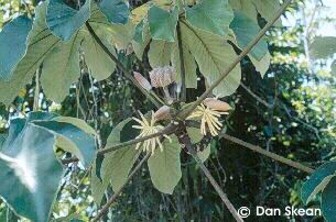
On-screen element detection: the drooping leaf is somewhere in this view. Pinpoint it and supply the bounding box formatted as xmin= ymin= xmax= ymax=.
xmin=186 ymin=0 xmax=233 ymax=36
xmin=83 ymin=30 xmax=116 ymax=80
xmin=302 ymin=161 xmax=336 ymax=204
xmin=171 ymin=41 xmax=198 ymax=88
xmin=0 ymin=125 xmax=63 ymax=222
xmin=148 ymin=136 xmax=182 ymax=194
xmin=310 ymin=36 xmax=336 ymax=59
xmin=187 ymin=127 xmax=203 ymax=144
xmin=249 ymin=51 xmax=271 ymax=77
xmin=46 ymin=0 xmax=90 ymax=41
xmin=0 ymin=112 xmax=96 ymax=222
xmin=180 ymin=21 xmax=241 ymax=97
xmin=54 ymin=116 xmax=97 ymax=135
xmin=148 ymin=40 xmax=174 ymax=68
xmin=0 ymin=16 xmax=32 ymax=80
xmin=322 ymin=176 xmax=336 ymax=221
xmin=252 ymin=0 xmax=282 ymax=26
xmin=230 ymin=11 xmax=268 ymax=61
xmin=229 ymin=0 xmax=258 ymax=20
xmin=197 ymin=145 xmax=211 ymax=162
xmin=0 ymin=2 xmax=60 ymax=105
xmin=98 ymin=0 xmax=129 ymax=24
xmin=32 ymin=120 xmax=96 ymax=167
xmin=41 ymin=32 xmax=84 ymax=102
xmin=91 ymin=119 xmax=140 ymax=203
xmin=91 ymin=147 xmax=140 ymax=203
xmin=83 ymin=31 xmax=117 ymax=81
xmin=148 ymin=6 xmax=178 ymax=42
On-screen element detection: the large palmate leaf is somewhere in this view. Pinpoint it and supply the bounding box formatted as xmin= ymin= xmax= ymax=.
xmin=0 ymin=16 xmax=32 ymax=80
xmin=230 ymin=11 xmax=268 ymax=61
xmin=41 ymin=31 xmax=84 ymax=102
xmin=180 ymin=21 xmax=241 ymax=97
xmin=0 ymin=112 xmax=96 ymax=222
xmin=322 ymin=176 xmax=336 ymax=221
xmin=186 ymin=0 xmax=233 ymax=36
xmin=148 ymin=6 xmax=178 ymax=42
xmin=302 ymin=161 xmax=336 ymax=204
xmin=148 ymin=136 xmax=182 ymax=194
xmin=148 ymin=40 xmax=174 ymax=67
xmin=98 ymin=0 xmax=129 ymax=24
xmin=46 ymin=0 xmax=90 ymax=41
xmin=0 ymin=2 xmax=60 ymax=105
xmin=91 ymin=119 xmax=140 ymax=203
xmin=249 ymin=51 xmax=271 ymax=77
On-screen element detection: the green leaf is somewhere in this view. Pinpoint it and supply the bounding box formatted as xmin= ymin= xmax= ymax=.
xmin=249 ymin=51 xmax=271 ymax=77
xmin=54 ymin=116 xmax=97 ymax=136
xmin=89 ymin=3 xmax=134 ymax=50
xmin=252 ymin=0 xmax=281 ymax=26
xmin=91 ymin=147 xmax=140 ymax=203
xmin=197 ymin=145 xmax=211 ymax=162
xmin=172 ymin=41 xmax=198 ymax=88
xmin=322 ymin=176 xmax=336 ymax=221
xmin=134 ymin=20 xmax=144 ymax=43
xmin=41 ymin=32 xmax=84 ymax=102
xmin=186 ymin=0 xmax=233 ymax=36
xmin=106 ymin=118 xmax=132 ymax=146
xmin=46 ymin=0 xmax=90 ymax=41
xmin=148 ymin=136 xmax=182 ymax=194
xmin=180 ymin=21 xmax=241 ymax=97
xmin=311 ymin=36 xmax=336 ymax=59
xmin=0 ymin=16 xmax=32 ymax=80
xmin=187 ymin=127 xmax=203 ymax=144
xmin=0 ymin=134 xmax=6 ymax=148
xmin=0 ymin=2 xmax=60 ymax=105
xmin=91 ymin=119 xmax=140 ymax=203
xmin=31 ymin=121 xmax=96 ymax=167
xmin=98 ymin=0 xmax=129 ymax=24
xmin=229 ymin=0 xmax=258 ymax=20
xmin=132 ymin=23 xmax=151 ymax=60
xmin=83 ymin=31 xmax=116 ymax=81
xmin=230 ymin=11 xmax=268 ymax=61
xmin=0 ymin=112 xmax=96 ymax=222
xmin=148 ymin=6 xmax=178 ymax=42
xmin=302 ymin=161 xmax=336 ymax=204
xmin=148 ymin=40 xmax=174 ymax=68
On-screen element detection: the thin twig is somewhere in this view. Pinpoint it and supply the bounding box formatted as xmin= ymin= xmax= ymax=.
xmin=239 ymin=82 xmax=273 ymax=109
xmin=85 ymin=22 xmax=161 ymax=108
xmin=222 ymin=134 xmax=314 ymax=174
xmin=178 ymin=0 xmax=293 ymax=119
xmin=178 ymin=131 xmax=243 ymax=222
xmin=177 ymin=23 xmax=187 ymax=102
xmin=91 ymin=153 xmax=151 ymax=222
xmin=33 ymin=69 xmax=41 ymax=111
